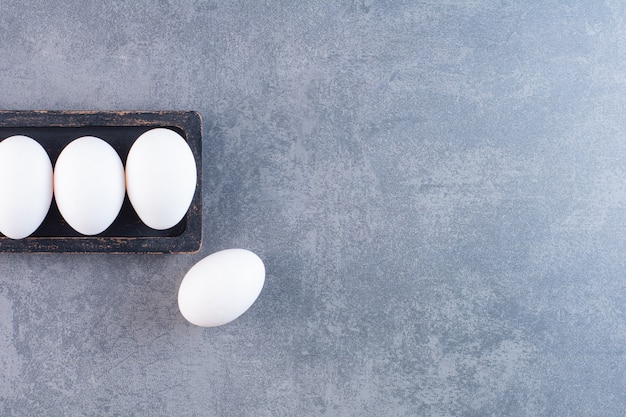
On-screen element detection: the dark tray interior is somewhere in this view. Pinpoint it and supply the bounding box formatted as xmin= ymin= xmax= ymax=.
xmin=0 ymin=111 xmax=202 ymax=253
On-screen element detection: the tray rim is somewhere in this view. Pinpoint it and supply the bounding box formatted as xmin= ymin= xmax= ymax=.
xmin=0 ymin=110 xmax=203 ymax=254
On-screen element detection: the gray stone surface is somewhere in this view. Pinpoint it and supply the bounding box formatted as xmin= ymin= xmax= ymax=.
xmin=1 ymin=0 xmax=626 ymax=415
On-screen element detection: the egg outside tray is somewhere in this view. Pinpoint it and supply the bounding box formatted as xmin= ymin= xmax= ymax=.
xmin=0 ymin=110 xmax=202 ymax=253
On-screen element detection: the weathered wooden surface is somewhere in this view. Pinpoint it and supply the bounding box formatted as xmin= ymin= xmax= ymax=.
xmin=0 ymin=110 xmax=202 ymax=253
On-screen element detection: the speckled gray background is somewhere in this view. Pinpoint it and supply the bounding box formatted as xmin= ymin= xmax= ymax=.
xmin=1 ymin=1 xmax=626 ymax=415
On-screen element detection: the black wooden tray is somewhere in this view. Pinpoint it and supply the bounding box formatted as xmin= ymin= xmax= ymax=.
xmin=0 ymin=110 xmax=202 ymax=253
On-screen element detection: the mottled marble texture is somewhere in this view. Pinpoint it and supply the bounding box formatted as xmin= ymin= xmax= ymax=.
xmin=1 ymin=1 xmax=626 ymax=415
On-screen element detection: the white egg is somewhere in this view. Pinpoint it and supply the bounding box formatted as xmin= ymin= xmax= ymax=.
xmin=178 ymin=249 xmax=265 ymax=327
xmin=125 ymin=128 xmax=197 ymax=230
xmin=0 ymin=135 xmax=53 ymax=239
xmin=54 ymin=136 xmax=125 ymax=235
